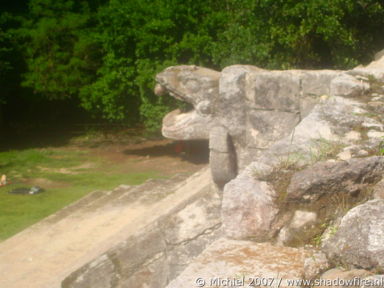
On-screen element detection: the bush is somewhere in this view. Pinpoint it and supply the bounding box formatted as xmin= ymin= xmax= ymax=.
xmin=8 ymin=0 xmax=384 ymax=131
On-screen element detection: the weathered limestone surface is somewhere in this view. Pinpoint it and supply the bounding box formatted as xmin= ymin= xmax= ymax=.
xmin=222 ymin=174 xmax=278 ymax=240
xmin=221 ymin=94 xmax=384 ymax=240
xmin=304 ymin=251 xmax=329 ymax=280
xmin=319 ymin=268 xmax=373 ymax=288
xmin=330 ymin=74 xmax=369 ymax=98
xmin=166 ymin=238 xmax=314 ymax=288
xmin=62 ymin=169 xmax=222 ymax=288
xmin=156 ymin=53 xmax=384 ymax=189
xmin=156 ymin=66 xmax=342 ymax=186
xmin=215 ymin=52 xmax=384 ymax=246
xmin=252 ymin=96 xmax=382 ymax=170
xmin=373 ymin=178 xmax=384 ymax=199
xmin=156 ymin=66 xmax=220 ymax=140
xmin=159 ymin=51 xmax=384 ymax=288
xmin=287 ymin=156 xmax=384 ymax=202
xmin=209 ymin=126 xmax=237 ymax=187
xmin=277 ymin=210 xmax=318 ymax=246
xmin=365 ymin=49 xmax=384 ymax=70
xmin=322 ymin=200 xmax=384 ymax=270
xmin=360 ymin=275 xmax=384 ymax=288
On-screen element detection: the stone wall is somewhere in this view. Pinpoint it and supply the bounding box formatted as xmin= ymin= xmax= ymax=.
xmin=62 ymin=169 xmax=222 ymax=288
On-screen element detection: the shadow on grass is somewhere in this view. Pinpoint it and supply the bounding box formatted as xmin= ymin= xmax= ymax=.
xmin=0 ymin=125 xmax=145 ymax=152
xmin=122 ymin=140 xmax=209 ymax=164
xmin=0 ymin=127 xmax=78 ymax=152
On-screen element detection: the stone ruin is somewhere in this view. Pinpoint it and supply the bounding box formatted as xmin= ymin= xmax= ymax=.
xmin=155 ymin=50 xmax=384 ymax=287
xmin=5 ymin=51 xmax=384 ymax=288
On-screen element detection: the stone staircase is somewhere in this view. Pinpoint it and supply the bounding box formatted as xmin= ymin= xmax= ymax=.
xmin=0 ymin=167 xmax=220 ymax=288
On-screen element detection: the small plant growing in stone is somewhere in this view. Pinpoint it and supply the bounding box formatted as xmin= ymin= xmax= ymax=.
xmin=311 ymin=221 xmax=339 ymax=247
xmin=328 ymin=193 xmax=351 ymax=216
xmin=277 ymin=153 xmax=305 ymax=171
xmin=328 ymin=225 xmax=338 ymax=236
xmin=312 ymin=223 xmax=328 ymax=247
xmin=309 ymin=138 xmax=345 ymax=163
xmin=367 ymin=74 xmax=384 ymax=93
xmin=379 ymin=137 xmax=384 ymax=155
xmin=313 ymin=234 xmax=323 ymax=247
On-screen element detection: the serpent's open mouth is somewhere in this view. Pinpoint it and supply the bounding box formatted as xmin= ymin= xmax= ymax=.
xmin=154 ymin=65 xmax=220 ymax=140
xmin=154 ymin=81 xmax=209 ymax=140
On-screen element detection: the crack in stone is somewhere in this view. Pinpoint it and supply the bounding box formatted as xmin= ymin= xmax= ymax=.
xmin=166 ymin=223 xmax=222 ymax=248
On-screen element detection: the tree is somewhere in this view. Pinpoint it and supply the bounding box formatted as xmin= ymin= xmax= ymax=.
xmin=19 ymin=0 xmax=102 ymax=100
xmin=80 ymin=0 xmax=219 ymax=129
xmin=0 ymin=12 xmax=24 ymax=132
xmin=210 ymin=0 xmax=384 ymax=69
xmin=14 ymin=0 xmax=384 ymax=132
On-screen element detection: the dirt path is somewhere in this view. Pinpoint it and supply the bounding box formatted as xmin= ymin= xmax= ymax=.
xmin=62 ymin=138 xmax=209 ymax=177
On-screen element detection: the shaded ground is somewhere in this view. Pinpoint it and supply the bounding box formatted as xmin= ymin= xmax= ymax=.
xmin=0 ymin=130 xmax=209 ymax=240
xmin=83 ymin=138 xmax=209 ymax=176
xmin=1 ymin=126 xmax=209 ymax=176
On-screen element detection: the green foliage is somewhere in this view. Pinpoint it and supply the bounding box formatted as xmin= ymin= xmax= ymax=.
xmin=210 ymin=0 xmax=384 ymax=69
xmin=309 ymin=138 xmax=346 ymax=163
xmin=80 ymin=0 xmax=217 ymax=126
xmin=0 ymin=13 xmax=13 ymax=81
xmin=19 ymin=0 xmax=102 ymax=100
xmin=379 ymin=138 xmax=384 ymax=155
xmin=6 ymin=0 xmax=384 ymax=131
xmin=0 ymin=12 xmax=23 ymax=102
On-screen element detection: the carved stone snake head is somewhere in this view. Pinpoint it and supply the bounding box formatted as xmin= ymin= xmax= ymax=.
xmin=155 ymin=65 xmax=220 ymax=140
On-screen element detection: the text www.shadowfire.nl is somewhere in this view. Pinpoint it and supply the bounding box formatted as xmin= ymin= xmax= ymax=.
xmin=194 ymin=276 xmax=384 ymax=287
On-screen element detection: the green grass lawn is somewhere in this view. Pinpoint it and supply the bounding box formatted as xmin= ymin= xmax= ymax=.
xmin=0 ymin=148 xmax=162 ymax=240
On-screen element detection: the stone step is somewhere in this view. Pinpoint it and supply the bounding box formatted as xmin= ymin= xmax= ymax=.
xmin=0 ymin=186 xmax=134 ymax=252
xmin=166 ymin=238 xmax=314 ymax=288
xmin=0 ymin=167 xmax=212 ymax=288
xmin=0 ymin=187 xmax=138 ymax=278
xmin=77 ymin=185 xmax=133 ymax=212
xmin=1 ymin=174 xmax=189 ymax=258
xmin=34 ymin=190 xmax=109 ymax=225
xmin=113 ymin=173 xmax=189 ymax=205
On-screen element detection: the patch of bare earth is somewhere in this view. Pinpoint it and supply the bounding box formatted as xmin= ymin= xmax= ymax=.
xmin=66 ymin=138 xmax=209 ymax=177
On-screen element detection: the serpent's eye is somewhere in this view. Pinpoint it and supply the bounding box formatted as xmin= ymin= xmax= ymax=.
xmin=183 ymin=79 xmax=200 ymax=93
xmin=196 ymin=100 xmax=211 ymax=115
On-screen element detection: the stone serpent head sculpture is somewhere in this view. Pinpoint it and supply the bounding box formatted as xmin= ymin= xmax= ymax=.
xmin=155 ymin=65 xmax=363 ymax=187
xmin=154 ymin=65 xmax=236 ymax=187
